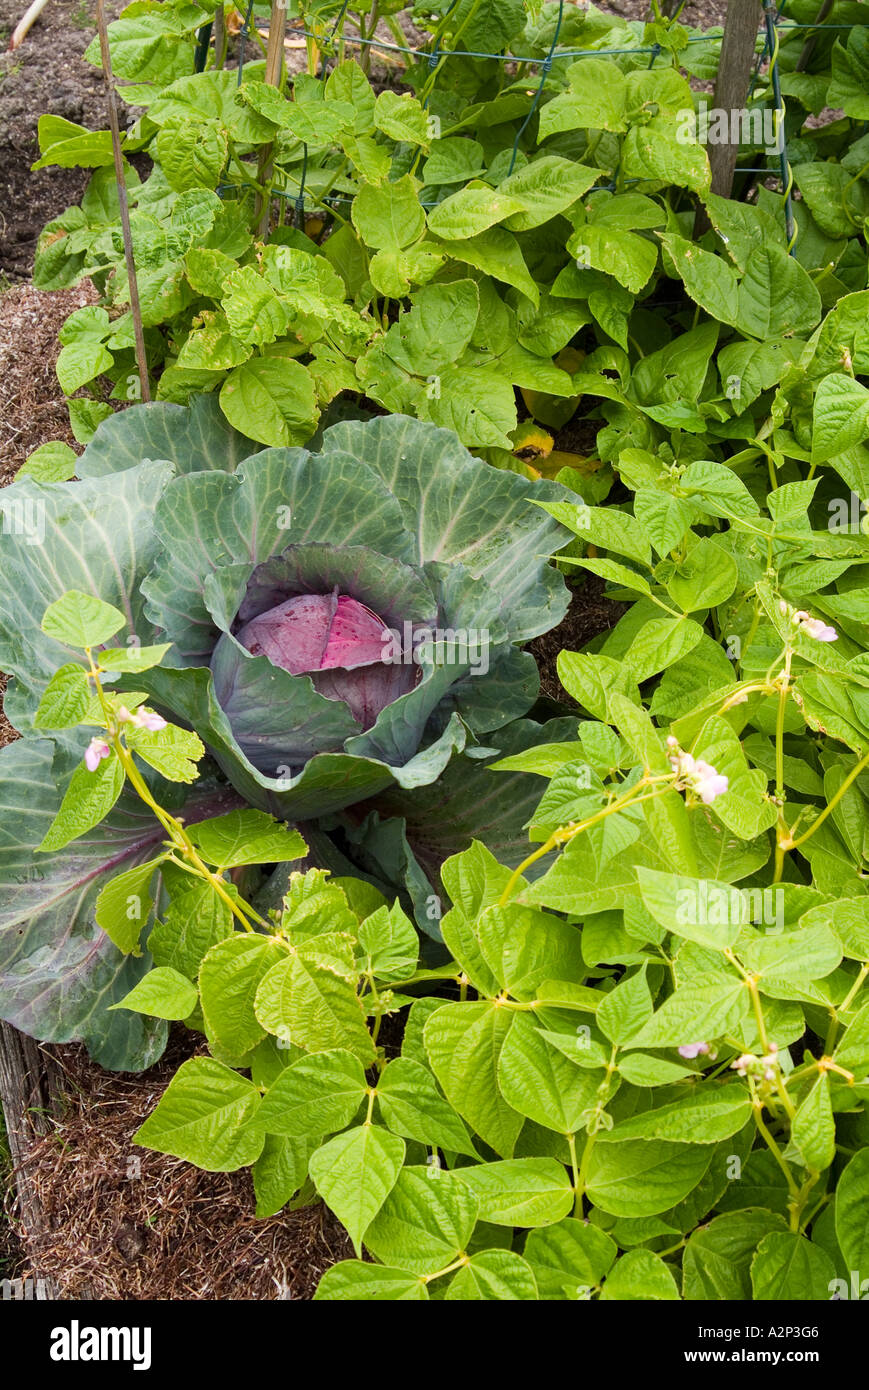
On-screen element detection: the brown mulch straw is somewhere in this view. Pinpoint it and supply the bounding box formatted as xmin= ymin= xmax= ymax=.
xmin=0 ymin=281 xmax=98 ymax=484
xmin=11 ymin=1034 xmax=354 ymax=1300
xmin=0 ymin=675 xmax=15 ymax=750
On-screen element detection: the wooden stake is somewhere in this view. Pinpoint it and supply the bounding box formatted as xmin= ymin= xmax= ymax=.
xmin=254 ymin=0 xmax=288 ymax=239
xmin=695 ymin=0 xmax=763 ymax=235
xmin=95 ymin=0 xmax=150 ymax=403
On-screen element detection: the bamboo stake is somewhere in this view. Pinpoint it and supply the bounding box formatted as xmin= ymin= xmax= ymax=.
xmin=95 ymin=0 xmax=150 ymax=402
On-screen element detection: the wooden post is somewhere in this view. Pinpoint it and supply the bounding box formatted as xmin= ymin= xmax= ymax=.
xmin=695 ymin=0 xmax=763 ymax=234
xmin=0 ymin=1022 xmax=60 ymax=1298
xmin=254 ymin=0 xmax=289 ymax=239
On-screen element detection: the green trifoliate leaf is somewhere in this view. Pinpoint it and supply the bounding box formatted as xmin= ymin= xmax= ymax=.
xmin=95 ymin=858 xmax=163 ymax=955
xmin=253 ymin=1134 xmax=313 ymax=1218
xmin=750 ymin=1232 xmax=836 ymax=1301
xmin=219 ymin=357 xmax=319 ymax=449
xmin=616 ymin=1052 xmax=696 ymax=1086
xmin=524 ymin=1219 xmax=617 ymax=1299
xmin=812 ymin=373 xmax=869 ymax=464
xmin=792 ymin=1072 xmax=836 ymax=1172
xmin=453 ymin=1159 xmax=573 ymax=1228
xmin=125 ymin=722 xmax=204 ymax=784
xmin=475 ymin=903 xmax=585 ymax=1000
xmin=835 ymin=999 xmax=869 ymax=1077
xmin=621 ymin=979 xmax=750 ymax=1049
xmin=585 ymin=1139 xmax=714 ymax=1218
xmin=835 ymin=1149 xmax=869 ymax=1274
xmin=352 ymin=176 xmax=426 ymax=252
xmin=254 ymin=947 xmax=375 ymax=1063
xmin=16 ymin=441 xmax=77 ymax=482
xmin=96 ymin=643 xmax=173 ymax=673
xmin=41 ymin=590 xmax=125 ymax=649
xmin=38 ymin=752 xmax=126 ymax=853
xmin=444 ymin=1250 xmax=539 ymax=1300
xmin=376 ymin=1058 xmax=478 ymax=1158
xmin=148 ymin=878 xmax=233 ymax=979
xmin=373 ymin=90 xmax=429 ymax=146
xmin=357 ymin=902 xmax=418 ymax=983
xmin=683 ymin=1209 xmax=787 ymax=1300
xmin=801 ymin=899 xmax=869 ymax=962
xmin=737 ymin=924 xmax=842 ymax=983
xmin=187 ymin=807 xmax=306 ymax=869
xmin=363 ymin=1165 xmax=479 ymax=1276
xmin=314 ymin=1261 xmax=428 ymax=1301
xmin=309 ymin=1124 xmax=405 ymax=1255
xmin=599 ymin=1248 xmax=680 ymax=1300
xmin=424 ymin=1003 xmax=523 ymax=1157
xmin=257 ymin=1049 xmax=368 ymax=1139
xmin=636 ymin=868 xmax=745 ymax=950
xmin=600 ymin=1085 xmax=752 ymax=1145
xmin=537 ymin=58 xmax=628 ymax=137
xmin=134 ymin=1056 xmax=265 ymax=1171
xmin=199 ymin=935 xmax=286 ymax=1056
xmin=596 ymin=965 xmax=653 ymax=1045
xmin=496 ymin=1013 xmax=602 ymax=1134
xmin=427 ymin=183 xmax=528 ymax=241
xmin=111 ymin=965 xmax=198 ymax=1020
xmin=499 ymin=156 xmax=598 ymax=232
xmin=33 ymin=663 xmax=91 ymax=729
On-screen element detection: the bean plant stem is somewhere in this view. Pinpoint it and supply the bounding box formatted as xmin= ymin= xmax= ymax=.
xmin=772 ymin=649 xmax=792 ymax=882
xmin=781 ymin=749 xmax=869 ymax=852
xmin=567 ymin=1132 xmax=581 ymax=1214
xmin=84 ymin=650 xmax=269 ymax=935
xmin=359 ymin=2 xmax=380 ymax=75
xmin=725 ymin=947 xmax=796 ymax=1119
xmin=826 ymin=961 xmax=869 ymax=1052
xmin=497 ymin=778 xmax=673 ymax=906
xmin=95 ymin=0 xmax=150 ymax=402
xmin=750 ymin=1085 xmax=799 ymax=1203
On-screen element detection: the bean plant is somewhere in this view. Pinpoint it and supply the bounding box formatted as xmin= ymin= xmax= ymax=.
xmin=3 ymin=0 xmax=869 ymax=1303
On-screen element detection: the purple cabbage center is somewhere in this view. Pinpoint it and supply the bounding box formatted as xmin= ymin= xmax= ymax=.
xmin=235 ymin=591 xmax=418 ymax=730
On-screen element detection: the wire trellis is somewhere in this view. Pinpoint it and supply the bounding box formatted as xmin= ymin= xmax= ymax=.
xmin=203 ymin=2 xmax=868 ymax=256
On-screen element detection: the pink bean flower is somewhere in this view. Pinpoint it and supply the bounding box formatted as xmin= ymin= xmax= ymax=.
xmin=678 ymin=1042 xmax=711 ymax=1059
xmin=666 ymin=738 xmax=729 ymax=804
xmin=117 ymin=705 xmax=167 ymax=732
xmin=135 ymin=709 xmax=168 ymax=732
xmin=84 ymin=737 xmax=111 ymax=772
xmin=793 ymin=610 xmax=837 ymax=643
xmin=731 ymin=1053 xmax=755 ymax=1077
xmin=692 ymin=758 xmax=730 ymax=804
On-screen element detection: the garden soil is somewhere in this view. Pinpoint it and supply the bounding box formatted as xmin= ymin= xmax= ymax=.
xmin=0 ymin=0 xmax=127 ymax=281
xmin=11 ymin=1033 xmax=354 ymax=1299
xmin=0 ymin=0 xmax=697 ymax=1299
